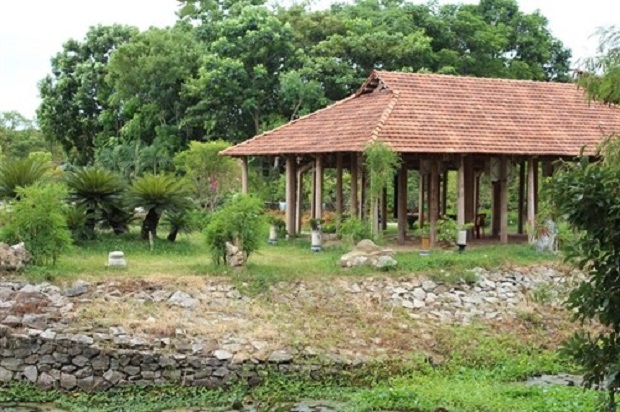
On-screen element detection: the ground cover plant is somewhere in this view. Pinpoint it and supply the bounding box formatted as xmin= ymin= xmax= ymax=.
xmin=0 ymin=324 xmax=601 ymax=412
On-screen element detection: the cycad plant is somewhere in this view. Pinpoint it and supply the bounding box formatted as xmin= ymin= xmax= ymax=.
xmin=163 ymin=210 xmax=194 ymax=242
xmin=127 ymin=174 xmax=192 ymax=240
xmin=0 ymin=157 xmax=50 ymax=199
xmin=65 ymin=167 xmax=127 ymax=239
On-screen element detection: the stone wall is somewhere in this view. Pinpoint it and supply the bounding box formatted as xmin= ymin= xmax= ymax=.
xmin=0 ymin=327 xmax=334 ymax=391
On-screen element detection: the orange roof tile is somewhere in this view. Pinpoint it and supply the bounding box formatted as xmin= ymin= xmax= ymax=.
xmin=222 ymin=71 xmax=620 ymax=157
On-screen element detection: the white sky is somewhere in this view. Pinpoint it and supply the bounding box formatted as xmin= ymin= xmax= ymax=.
xmin=0 ymin=0 xmax=617 ymax=119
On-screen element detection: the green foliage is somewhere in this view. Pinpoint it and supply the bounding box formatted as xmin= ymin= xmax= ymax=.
xmin=364 ymin=140 xmax=401 ymax=236
xmin=0 ymin=157 xmax=50 ymax=199
xmin=578 ymin=27 xmax=620 ymax=105
xmin=38 ymin=25 xmax=138 ymax=165
xmin=204 ymin=194 xmax=264 ymax=265
xmin=340 ymin=216 xmax=371 ymax=245
xmin=0 ymin=183 xmax=72 ymax=266
xmin=163 ymin=210 xmax=197 ymax=242
xmin=364 ymin=140 xmax=401 ymax=200
xmin=548 ymin=28 xmax=620 ymax=410
xmin=267 ymin=215 xmax=287 ymax=238
xmin=127 ymin=174 xmax=192 ymax=239
xmin=65 ymin=166 xmax=127 ymax=238
xmin=174 ymin=140 xmax=239 ymax=211
xmin=64 ymin=205 xmax=89 ymax=242
xmin=550 ymin=143 xmax=620 ymax=398
xmin=97 ymin=26 xmax=205 ymax=177
xmin=436 ymin=218 xmax=458 ymax=245
xmin=0 ymin=112 xmax=57 ymax=160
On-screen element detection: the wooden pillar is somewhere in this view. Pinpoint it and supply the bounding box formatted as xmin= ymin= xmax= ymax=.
xmin=285 ymin=156 xmax=297 ymax=237
xmin=426 ymin=173 xmax=431 ymax=220
xmin=491 ymin=181 xmax=501 ymax=238
xmin=240 ymin=157 xmax=249 ymax=194
xmin=295 ymin=170 xmax=302 ymax=234
xmin=393 ymin=174 xmax=399 ymax=219
xmin=397 ymin=164 xmax=408 ymax=245
xmin=464 ymin=158 xmax=475 ymax=224
xmin=474 ymin=173 xmax=481 ymax=215
xmin=360 ymin=162 xmax=367 ymax=219
xmin=542 ymin=160 xmax=554 ymax=177
xmin=314 ymin=156 xmax=324 ymax=220
xmin=499 ymin=157 xmax=509 ymax=244
xmin=457 ymin=156 xmax=466 ymax=227
xmin=381 ymin=188 xmax=388 ymax=231
xmin=527 ymin=157 xmax=536 ymax=243
xmin=419 ymin=170 xmax=425 ymax=227
xmin=310 ymin=167 xmax=316 ymax=219
xmin=335 ymin=154 xmax=343 ymax=229
xmin=517 ymin=160 xmax=525 ymax=235
xmin=534 ymin=159 xmax=540 ymax=216
xmin=350 ymin=153 xmax=358 ymax=218
xmin=429 ymin=160 xmax=440 ymax=247
xmin=441 ymin=171 xmax=448 ymax=216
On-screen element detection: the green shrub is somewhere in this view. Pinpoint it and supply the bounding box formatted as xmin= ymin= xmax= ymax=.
xmin=1 ymin=183 xmax=72 ymax=266
xmin=204 ymin=194 xmax=264 ymax=265
xmin=65 ymin=205 xmax=89 ymax=241
xmin=437 ymin=218 xmax=458 ymax=245
xmin=340 ymin=216 xmax=371 ymax=244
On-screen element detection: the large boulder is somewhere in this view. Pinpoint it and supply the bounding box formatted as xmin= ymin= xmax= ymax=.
xmin=0 ymin=242 xmax=31 ymax=272
xmin=340 ymin=239 xmax=397 ymax=269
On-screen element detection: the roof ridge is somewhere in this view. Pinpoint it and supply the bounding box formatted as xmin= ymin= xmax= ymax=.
xmin=368 ymin=91 xmax=400 ymax=145
xmin=374 ymin=70 xmax=578 ymax=87
xmin=220 ymin=93 xmax=359 ymax=156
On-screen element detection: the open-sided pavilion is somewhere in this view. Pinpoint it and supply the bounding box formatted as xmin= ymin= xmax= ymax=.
xmin=222 ymin=71 xmax=620 ymax=247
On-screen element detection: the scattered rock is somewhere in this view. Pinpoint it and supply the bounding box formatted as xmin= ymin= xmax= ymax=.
xmin=168 ymin=291 xmax=198 ymax=308
xmin=64 ymin=281 xmax=89 ymax=298
xmin=226 ymin=242 xmax=247 ymax=267
xmin=0 ymin=242 xmax=31 ymax=272
xmin=340 ymin=240 xmax=397 ymax=269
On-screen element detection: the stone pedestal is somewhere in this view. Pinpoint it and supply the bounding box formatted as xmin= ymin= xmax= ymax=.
xmin=107 ymin=251 xmax=127 ymax=269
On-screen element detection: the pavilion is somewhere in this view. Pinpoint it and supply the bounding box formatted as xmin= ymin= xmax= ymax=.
xmin=221 ymin=71 xmax=620 ymax=247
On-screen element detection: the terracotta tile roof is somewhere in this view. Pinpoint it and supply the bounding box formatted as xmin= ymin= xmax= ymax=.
xmin=222 ymin=71 xmax=620 ymax=157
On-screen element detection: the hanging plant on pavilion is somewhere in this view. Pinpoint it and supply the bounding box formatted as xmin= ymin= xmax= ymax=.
xmin=364 ymin=140 xmax=402 ymax=237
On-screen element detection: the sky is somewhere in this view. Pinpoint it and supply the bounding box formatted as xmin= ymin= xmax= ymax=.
xmin=0 ymin=0 xmax=618 ymax=119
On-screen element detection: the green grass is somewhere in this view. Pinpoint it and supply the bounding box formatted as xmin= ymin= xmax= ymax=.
xmin=23 ymin=229 xmax=559 ymax=291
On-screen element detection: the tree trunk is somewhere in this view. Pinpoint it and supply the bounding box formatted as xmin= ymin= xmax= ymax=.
xmin=167 ymin=227 xmax=178 ymax=242
xmin=141 ymin=209 xmax=160 ymax=240
xmin=85 ymin=208 xmax=97 ymax=240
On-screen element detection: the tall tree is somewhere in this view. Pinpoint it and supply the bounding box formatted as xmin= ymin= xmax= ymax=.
xmin=100 ymin=25 xmax=205 ymax=176
xmin=38 ymin=25 xmax=138 ymax=165
xmin=184 ymin=4 xmax=301 ymax=141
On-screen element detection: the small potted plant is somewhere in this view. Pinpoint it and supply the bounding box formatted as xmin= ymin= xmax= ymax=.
xmin=437 ymin=218 xmax=458 ymax=249
xmin=309 ymin=218 xmax=322 ymax=252
xmin=416 ymin=223 xmax=431 ymax=254
xmin=267 ymin=215 xmax=286 ymax=245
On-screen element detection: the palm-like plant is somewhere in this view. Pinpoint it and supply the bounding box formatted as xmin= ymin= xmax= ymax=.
xmin=0 ymin=157 xmax=50 ymax=199
xmin=65 ymin=167 xmax=127 ymax=239
xmin=127 ymin=174 xmax=192 ymax=240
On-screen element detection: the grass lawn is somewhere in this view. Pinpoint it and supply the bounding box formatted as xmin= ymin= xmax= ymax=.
xmin=26 ymin=229 xmax=560 ymax=291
